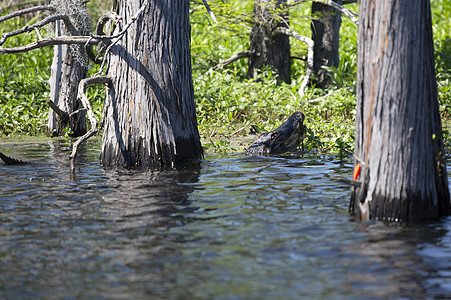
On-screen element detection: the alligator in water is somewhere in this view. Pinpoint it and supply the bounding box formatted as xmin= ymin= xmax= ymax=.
xmin=245 ymin=112 xmax=307 ymax=156
xmin=1 ymin=112 xmax=307 ymax=163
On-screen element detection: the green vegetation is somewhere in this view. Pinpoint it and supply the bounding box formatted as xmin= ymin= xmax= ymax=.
xmin=0 ymin=0 xmax=450 ymax=156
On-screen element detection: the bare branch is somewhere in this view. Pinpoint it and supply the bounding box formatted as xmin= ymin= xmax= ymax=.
xmin=33 ymin=27 xmax=43 ymax=39
xmin=0 ymin=14 xmax=77 ymax=46
xmin=70 ymin=76 xmax=112 ymax=159
xmin=321 ymin=0 xmax=358 ymax=26
xmin=273 ymin=27 xmax=314 ymax=99
xmin=0 ymin=35 xmax=103 ymax=54
xmin=96 ymin=11 xmax=119 ymax=35
xmin=85 ymin=11 xmax=119 ymax=64
xmin=90 ymin=1 xmax=147 ymax=40
xmin=212 ymin=50 xmax=252 ymax=71
xmin=47 ymin=99 xmax=69 ymax=123
xmin=0 ymin=5 xmax=55 ymax=23
xmin=201 ymin=0 xmax=218 ymax=23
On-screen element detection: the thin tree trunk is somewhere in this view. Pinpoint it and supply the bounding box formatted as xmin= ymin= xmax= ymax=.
xmin=47 ymin=20 xmax=87 ymax=137
xmin=100 ymin=0 xmax=203 ymax=168
xmin=350 ymin=0 xmax=450 ymax=221
xmin=310 ymin=0 xmax=342 ymax=88
xmin=248 ymin=0 xmax=291 ymax=84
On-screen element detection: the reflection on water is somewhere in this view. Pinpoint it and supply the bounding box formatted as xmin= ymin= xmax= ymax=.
xmin=0 ymin=140 xmax=450 ymax=299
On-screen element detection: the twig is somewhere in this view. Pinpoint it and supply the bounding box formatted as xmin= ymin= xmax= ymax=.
xmin=320 ymin=0 xmax=358 ymax=26
xmin=307 ymin=86 xmax=355 ymax=103
xmin=69 ymin=108 xmax=87 ymax=118
xmin=0 ymin=35 xmax=102 ymax=54
xmin=34 ymin=27 xmax=43 ymax=40
xmin=96 ymin=11 xmax=119 ymax=36
xmin=89 ymin=2 xmax=147 ymax=40
xmin=85 ymin=11 xmax=119 ymax=64
xmin=0 ymin=5 xmax=55 ymax=23
xmin=354 ymin=153 xmax=365 ymax=166
xmin=212 ymin=50 xmax=252 ymax=71
xmin=326 ymin=174 xmax=361 ymax=187
xmin=0 ymin=14 xmax=77 ymax=46
xmin=273 ymin=27 xmax=314 ymax=99
xmin=201 ymin=0 xmax=218 ymax=23
xmin=70 ymin=76 xmax=112 ymax=159
xmin=232 ymin=125 xmax=248 ymax=135
xmin=435 ymin=49 xmax=451 ymax=60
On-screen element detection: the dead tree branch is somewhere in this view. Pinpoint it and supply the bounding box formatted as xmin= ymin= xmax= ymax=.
xmin=0 ymin=5 xmax=55 ymax=23
xmin=47 ymin=99 xmax=69 ymax=123
xmin=212 ymin=50 xmax=252 ymax=71
xmin=0 ymin=14 xmax=80 ymax=46
xmin=273 ymin=26 xmax=314 ymax=99
xmin=201 ymin=0 xmax=218 ymax=23
xmin=70 ymin=76 xmax=112 ymax=159
xmin=321 ymin=0 xmax=358 ymax=26
xmin=0 ymin=35 xmax=102 ymax=54
xmin=85 ymin=11 xmax=119 ymax=63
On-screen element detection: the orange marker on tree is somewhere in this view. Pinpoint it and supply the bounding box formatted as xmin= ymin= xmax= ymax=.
xmin=353 ymin=164 xmax=361 ymax=180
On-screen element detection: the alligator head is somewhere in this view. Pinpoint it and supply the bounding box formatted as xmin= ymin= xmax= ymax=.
xmin=245 ymin=112 xmax=307 ymax=156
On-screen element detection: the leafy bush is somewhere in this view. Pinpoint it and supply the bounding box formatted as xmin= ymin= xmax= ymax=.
xmin=0 ymin=17 xmax=52 ymax=136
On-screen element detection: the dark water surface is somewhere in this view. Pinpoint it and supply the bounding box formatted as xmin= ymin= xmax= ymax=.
xmin=0 ymin=140 xmax=450 ymax=299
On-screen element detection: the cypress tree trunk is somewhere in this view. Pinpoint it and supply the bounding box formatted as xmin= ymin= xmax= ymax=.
xmin=310 ymin=0 xmax=342 ymax=88
xmin=248 ymin=0 xmax=291 ymax=84
xmin=47 ymin=20 xmax=87 ymax=137
xmin=350 ymin=0 xmax=450 ymax=221
xmin=100 ymin=0 xmax=203 ymax=168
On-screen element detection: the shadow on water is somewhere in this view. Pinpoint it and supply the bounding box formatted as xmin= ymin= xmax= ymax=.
xmin=0 ymin=139 xmax=450 ymax=299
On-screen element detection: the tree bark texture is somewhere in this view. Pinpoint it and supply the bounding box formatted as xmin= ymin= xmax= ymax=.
xmin=100 ymin=0 xmax=203 ymax=168
xmin=350 ymin=0 xmax=450 ymax=221
xmin=310 ymin=0 xmax=342 ymax=89
xmin=47 ymin=21 xmax=87 ymax=137
xmin=248 ymin=0 xmax=291 ymax=84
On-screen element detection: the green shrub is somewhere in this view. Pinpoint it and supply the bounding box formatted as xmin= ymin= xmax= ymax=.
xmin=0 ymin=17 xmax=52 ymax=136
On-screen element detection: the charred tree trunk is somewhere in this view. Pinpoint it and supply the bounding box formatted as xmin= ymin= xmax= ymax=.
xmin=248 ymin=0 xmax=291 ymax=84
xmin=47 ymin=8 xmax=89 ymax=137
xmin=100 ymin=0 xmax=203 ymax=168
xmin=310 ymin=0 xmax=342 ymax=89
xmin=350 ymin=0 xmax=450 ymax=221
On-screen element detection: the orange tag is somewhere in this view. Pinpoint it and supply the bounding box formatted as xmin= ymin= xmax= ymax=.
xmin=353 ymin=164 xmax=361 ymax=180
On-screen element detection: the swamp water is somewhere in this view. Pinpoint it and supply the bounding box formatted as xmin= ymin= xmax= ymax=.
xmin=0 ymin=139 xmax=450 ymax=299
